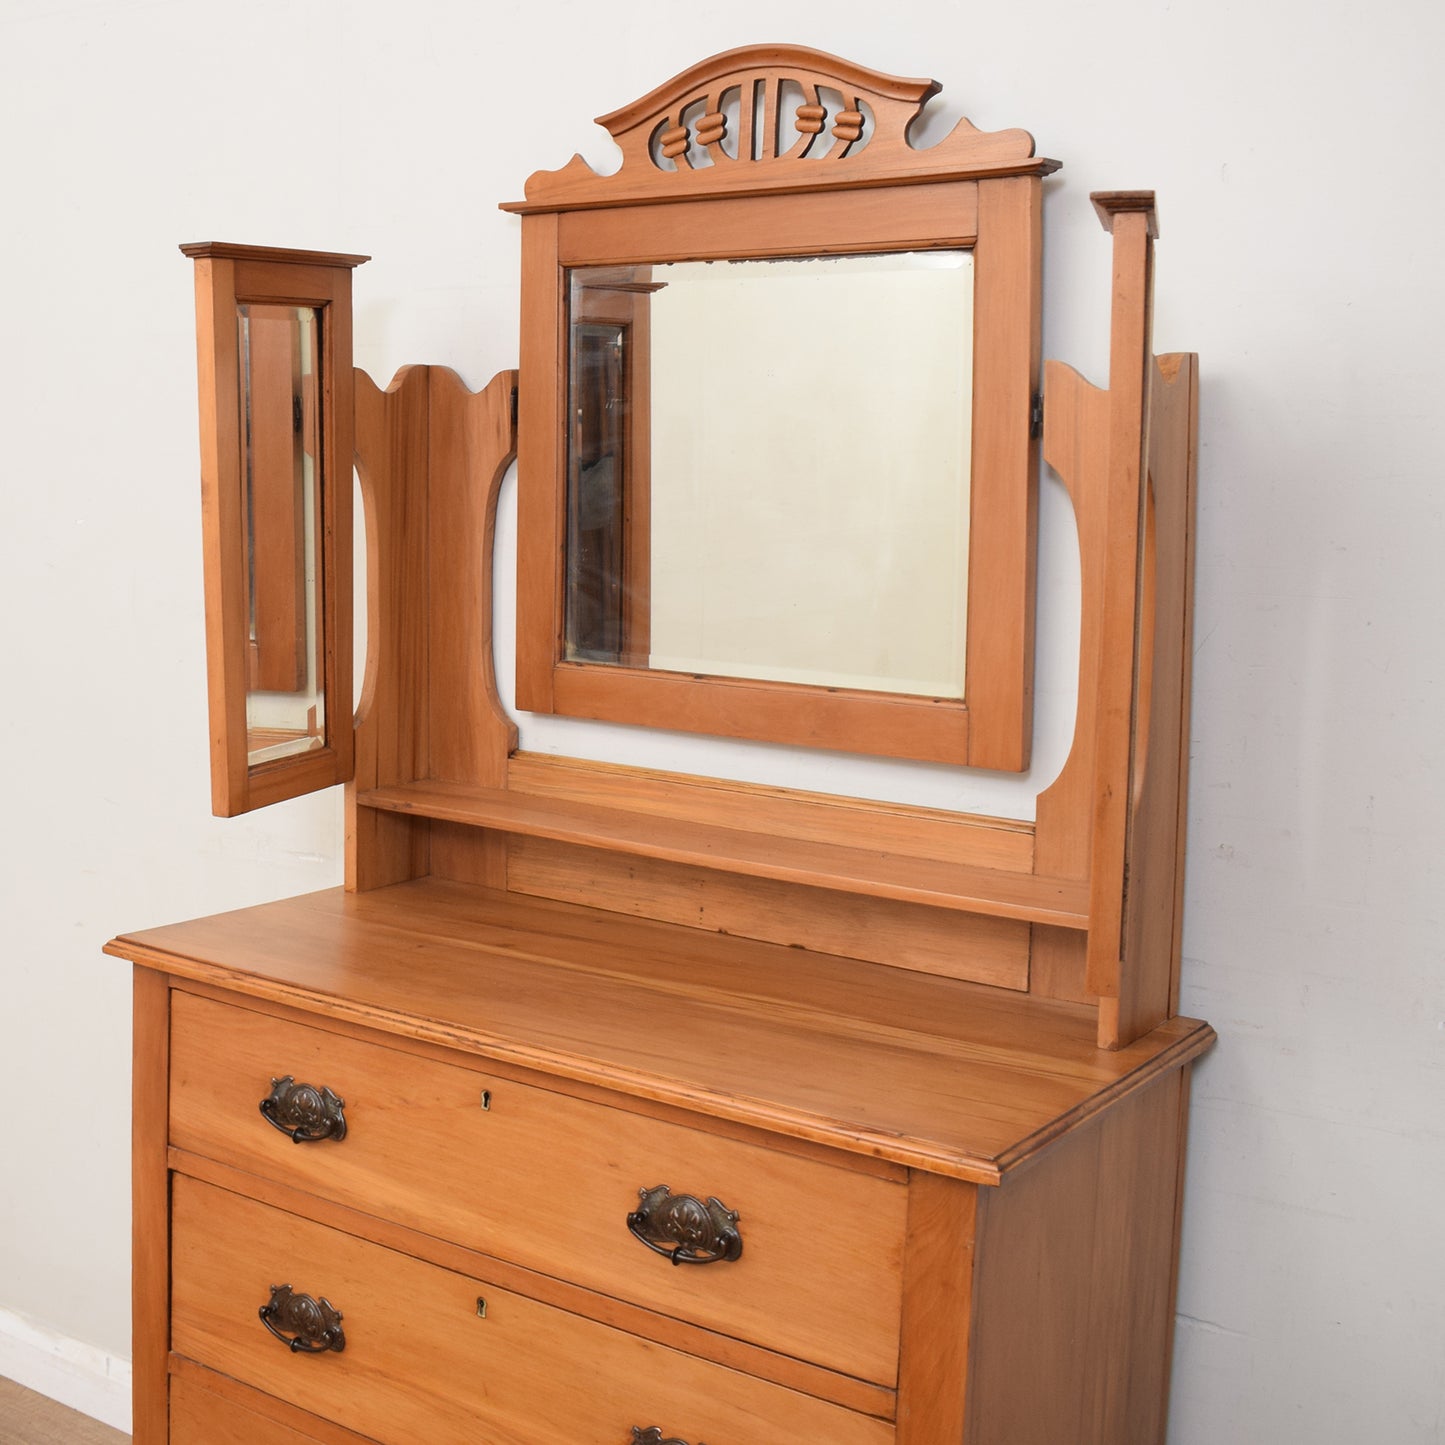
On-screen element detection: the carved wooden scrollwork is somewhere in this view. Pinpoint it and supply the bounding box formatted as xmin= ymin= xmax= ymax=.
xmin=509 ymin=44 xmax=1054 ymax=211
xmin=638 ymin=58 xmax=895 ymax=171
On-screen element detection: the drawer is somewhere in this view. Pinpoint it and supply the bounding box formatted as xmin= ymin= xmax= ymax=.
xmin=170 ymin=1367 xmax=379 ymax=1444
xmin=171 ymin=1175 xmax=893 ymax=1445
xmin=169 ymin=990 xmax=908 ymax=1384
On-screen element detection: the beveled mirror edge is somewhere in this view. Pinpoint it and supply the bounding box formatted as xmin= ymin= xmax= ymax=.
xmin=183 ymin=242 xmax=366 ymax=816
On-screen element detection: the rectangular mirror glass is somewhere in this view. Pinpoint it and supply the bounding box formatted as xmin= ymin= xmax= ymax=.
xmin=565 ymin=251 xmax=974 ymax=699
xmin=237 ymin=302 xmax=326 ymax=765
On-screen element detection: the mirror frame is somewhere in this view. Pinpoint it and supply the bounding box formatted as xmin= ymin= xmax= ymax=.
xmin=510 ymin=46 xmax=1056 ymax=771
xmin=182 ymin=242 xmax=367 ymax=815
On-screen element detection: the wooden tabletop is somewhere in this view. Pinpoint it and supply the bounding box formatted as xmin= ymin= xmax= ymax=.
xmin=107 ymin=878 xmax=1212 ymax=1185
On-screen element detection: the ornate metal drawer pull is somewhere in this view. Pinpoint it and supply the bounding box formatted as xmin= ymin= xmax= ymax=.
xmin=632 ymin=1430 xmax=706 ymax=1445
xmin=260 ymin=1075 xmax=347 ymax=1143
xmin=626 ymin=1185 xmax=742 ymax=1266
xmin=259 ymin=1284 xmax=346 ymax=1354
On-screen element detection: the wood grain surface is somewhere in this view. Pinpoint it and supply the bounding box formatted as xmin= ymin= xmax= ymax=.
xmin=0 ymin=1379 xmax=128 ymax=1445
xmin=108 ymin=879 xmax=1212 ymax=1183
xmin=169 ymin=989 xmax=907 ymax=1384
xmin=171 ymin=1177 xmax=894 ymax=1445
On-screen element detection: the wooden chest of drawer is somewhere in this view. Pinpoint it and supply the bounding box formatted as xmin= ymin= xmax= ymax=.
xmin=170 ymin=1175 xmax=894 ymax=1445
xmin=169 ymin=988 xmax=908 ymax=1385
xmin=118 ymin=886 xmax=1213 ymax=1445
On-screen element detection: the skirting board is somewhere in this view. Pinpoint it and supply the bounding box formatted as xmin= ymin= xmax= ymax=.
xmin=0 ymin=1305 xmax=131 ymax=1432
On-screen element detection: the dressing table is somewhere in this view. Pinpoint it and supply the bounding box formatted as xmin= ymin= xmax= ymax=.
xmin=108 ymin=45 xmax=1213 ymax=1444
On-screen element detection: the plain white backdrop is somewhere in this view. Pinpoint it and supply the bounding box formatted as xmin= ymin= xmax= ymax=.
xmin=2 ymin=1 xmax=1442 ymax=1438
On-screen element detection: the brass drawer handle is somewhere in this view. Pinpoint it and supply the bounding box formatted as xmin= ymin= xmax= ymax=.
xmin=260 ymin=1075 xmax=348 ymax=1143
xmin=259 ymin=1284 xmax=346 ymax=1354
xmin=626 ymin=1185 xmax=742 ymax=1266
xmin=633 ymin=1430 xmax=706 ymax=1445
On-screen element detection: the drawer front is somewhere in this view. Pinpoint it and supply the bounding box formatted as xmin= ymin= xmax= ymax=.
xmin=170 ymin=1368 xmax=379 ymax=1444
xmin=170 ymin=990 xmax=906 ymax=1384
xmin=172 ymin=1175 xmax=893 ymax=1445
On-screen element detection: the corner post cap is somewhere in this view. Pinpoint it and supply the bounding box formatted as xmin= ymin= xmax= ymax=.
xmin=1091 ymin=191 xmax=1159 ymax=238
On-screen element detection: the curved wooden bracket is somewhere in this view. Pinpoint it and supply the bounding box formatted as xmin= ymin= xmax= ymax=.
xmin=348 ymin=366 xmax=519 ymax=891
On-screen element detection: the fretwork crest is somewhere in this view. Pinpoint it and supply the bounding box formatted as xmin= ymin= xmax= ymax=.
xmin=651 ymin=69 xmax=874 ymax=169
xmin=512 ymin=45 xmax=1050 ymax=210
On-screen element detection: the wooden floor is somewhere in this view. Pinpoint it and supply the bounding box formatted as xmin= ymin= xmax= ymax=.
xmin=0 ymin=1378 xmax=129 ymax=1444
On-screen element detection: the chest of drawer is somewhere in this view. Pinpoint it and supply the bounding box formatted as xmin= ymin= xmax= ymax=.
xmin=169 ymin=989 xmax=908 ymax=1385
xmin=171 ymin=1174 xmax=893 ymax=1445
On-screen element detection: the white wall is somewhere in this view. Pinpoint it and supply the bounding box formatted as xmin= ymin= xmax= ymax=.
xmin=1 ymin=1 xmax=1441 ymax=1439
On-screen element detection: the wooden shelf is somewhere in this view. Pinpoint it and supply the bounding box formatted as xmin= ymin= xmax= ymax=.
xmin=356 ymin=780 xmax=1090 ymax=930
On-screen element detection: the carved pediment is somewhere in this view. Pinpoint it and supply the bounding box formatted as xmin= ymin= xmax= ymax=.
xmin=506 ymin=44 xmax=1056 ymax=211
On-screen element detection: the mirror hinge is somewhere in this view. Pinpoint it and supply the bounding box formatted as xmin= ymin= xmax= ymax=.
xmin=511 ymin=383 xmax=519 ymax=430
xmin=1030 ymin=391 xmax=1044 ymax=439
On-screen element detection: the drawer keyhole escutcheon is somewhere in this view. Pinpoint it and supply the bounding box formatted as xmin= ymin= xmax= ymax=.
xmin=259 ymin=1284 xmax=346 ymax=1354
xmin=626 ymin=1185 xmax=742 ymax=1266
xmin=476 ymin=1296 xmax=487 ymax=1319
xmin=259 ymin=1075 xmax=348 ymax=1143
xmin=480 ymin=1089 xmax=492 ymax=1110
